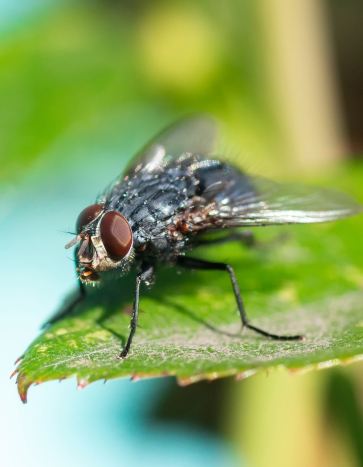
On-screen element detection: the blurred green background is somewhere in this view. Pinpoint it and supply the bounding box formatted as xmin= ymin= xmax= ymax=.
xmin=1 ymin=1 xmax=363 ymax=466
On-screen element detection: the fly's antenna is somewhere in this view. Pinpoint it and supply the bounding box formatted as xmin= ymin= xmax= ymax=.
xmin=58 ymin=230 xmax=78 ymax=236
xmin=78 ymin=237 xmax=89 ymax=256
xmin=65 ymin=235 xmax=82 ymax=249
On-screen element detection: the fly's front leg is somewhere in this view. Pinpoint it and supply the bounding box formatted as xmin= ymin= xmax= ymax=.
xmin=178 ymin=256 xmax=303 ymax=341
xmin=119 ymin=265 xmax=154 ymax=358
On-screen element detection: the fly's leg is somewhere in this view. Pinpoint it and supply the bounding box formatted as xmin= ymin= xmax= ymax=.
xmin=178 ymin=257 xmax=303 ymax=341
xmin=119 ymin=265 xmax=154 ymax=358
xmin=42 ymin=280 xmax=85 ymax=328
xmin=119 ymin=276 xmax=141 ymax=359
xmin=196 ymin=231 xmax=255 ymax=248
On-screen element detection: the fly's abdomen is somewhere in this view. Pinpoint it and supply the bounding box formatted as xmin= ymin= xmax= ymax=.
xmin=194 ymin=162 xmax=255 ymax=206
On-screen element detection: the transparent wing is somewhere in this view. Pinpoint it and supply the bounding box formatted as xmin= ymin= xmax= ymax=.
xmin=124 ymin=115 xmax=218 ymax=177
xmin=219 ymin=176 xmax=362 ymax=225
xmin=202 ymin=175 xmax=362 ymax=227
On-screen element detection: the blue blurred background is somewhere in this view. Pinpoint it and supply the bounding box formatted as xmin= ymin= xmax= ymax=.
xmin=1 ymin=1 xmax=363 ymax=466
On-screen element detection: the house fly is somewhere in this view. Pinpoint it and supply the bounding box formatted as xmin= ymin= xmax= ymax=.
xmin=54 ymin=116 xmax=361 ymax=358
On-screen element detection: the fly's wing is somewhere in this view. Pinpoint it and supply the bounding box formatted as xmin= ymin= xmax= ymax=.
xmin=225 ymin=176 xmax=361 ymax=225
xmin=124 ymin=115 xmax=218 ymax=177
xmin=194 ymin=168 xmax=362 ymax=228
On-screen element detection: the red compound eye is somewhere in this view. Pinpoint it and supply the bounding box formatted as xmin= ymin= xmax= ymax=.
xmin=100 ymin=211 xmax=132 ymax=260
xmin=76 ymin=204 xmax=104 ymax=234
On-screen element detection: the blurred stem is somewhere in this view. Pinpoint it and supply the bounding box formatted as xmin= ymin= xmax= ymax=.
xmin=324 ymin=367 xmax=363 ymax=466
xmin=225 ymin=371 xmax=325 ymax=467
xmin=258 ymin=0 xmax=346 ymax=171
xmin=224 ymin=365 xmax=363 ymax=467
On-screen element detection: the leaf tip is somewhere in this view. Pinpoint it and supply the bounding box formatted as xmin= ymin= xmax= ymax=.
xmin=77 ymin=378 xmax=89 ymax=390
xmin=130 ymin=375 xmax=141 ymax=382
xmin=14 ymin=356 xmax=23 ymax=365
xmin=10 ymin=368 xmax=19 ymax=380
xmin=235 ymin=369 xmax=258 ymax=381
xmin=177 ymin=375 xmax=203 ymax=386
xmin=16 ymin=373 xmax=32 ymax=404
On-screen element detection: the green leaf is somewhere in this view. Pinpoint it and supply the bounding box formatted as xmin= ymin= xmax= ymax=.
xmin=14 ymin=166 xmax=363 ymax=402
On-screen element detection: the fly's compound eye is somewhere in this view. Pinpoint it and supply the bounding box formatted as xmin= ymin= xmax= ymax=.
xmin=100 ymin=211 xmax=132 ymax=261
xmin=76 ymin=204 xmax=104 ymax=234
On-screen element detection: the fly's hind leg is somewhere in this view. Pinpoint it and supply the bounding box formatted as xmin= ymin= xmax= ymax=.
xmin=119 ymin=264 xmax=154 ymax=359
xmin=178 ymin=256 xmax=303 ymax=341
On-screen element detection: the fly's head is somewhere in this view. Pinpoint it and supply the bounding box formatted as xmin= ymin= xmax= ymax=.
xmin=65 ymin=204 xmax=133 ymax=283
